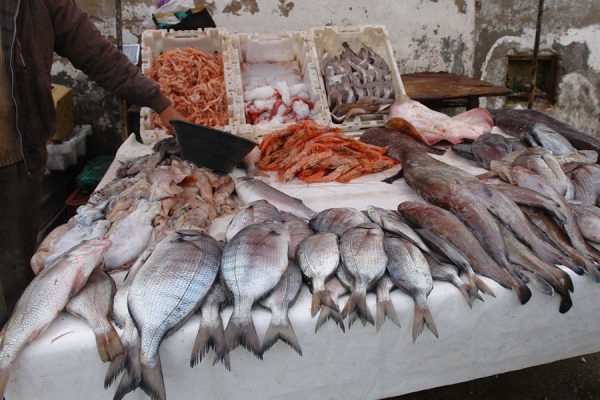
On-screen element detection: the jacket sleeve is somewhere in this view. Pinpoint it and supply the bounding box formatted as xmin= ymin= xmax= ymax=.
xmin=49 ymin=0 xmax=171 ymax=113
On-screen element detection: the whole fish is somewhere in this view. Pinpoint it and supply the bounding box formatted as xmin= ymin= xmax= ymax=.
xmin=452 ymin=133 xmax=523 ymax=169
xmin=259 ymin=261 xmax=303 ymax=356
xmin=0 ymin=239 xmax=111 ymax=399
xmin=222 ymin=222 xmax=290 ymax=358
xmin=315 ymin=277 xmax=347 ymax=333
xmin=296 ymin=233 xmax=340 ymax=316
xmin=339 ymin=223 xmax=387 ymax=326
xmin=375 ymin=274 xmax=401 ymax=332
xmin=46 ymin=220 xmax=111 ymax=267
xmin=570 ymin=164 xmax=600 ymax=206
xmin=571 ymin=204 xmax=600 ymax=244
xmin=190 ymin=282 xmax=230 ymax=369
xmin=115 ymin=231 xmax=220 ymax=400
xmin=426 ymin=255 xmax=476 ymax=307
xmin=225 ymin=199 xmax=281 ymax=241
xmin=66 ymin=269 xmax=122 ymax=362
xmin=310 ymin=208 xmax=371 ymax=236
xmin=280 ymin=211 xmax=313 ymax=260
xmin=384 ymin=236 xmax=438 ymax=341
xmin=235 ymin=177 xmax=316 ymax=219
xmin=104 ymin=199 xmax=161 ymax=269
xmin=398 ymin=201 xmax=532 ymax=304
xmin=367 ymin=206 xmax=431 ymax=254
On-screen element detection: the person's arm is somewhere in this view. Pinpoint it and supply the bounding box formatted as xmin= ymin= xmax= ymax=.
xmin=48 ymin=0 xmax=183 ymax=131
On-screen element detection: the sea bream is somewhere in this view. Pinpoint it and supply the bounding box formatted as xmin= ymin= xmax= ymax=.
xmin=0 ymin=238 xmax=111 ymax=399
xmin=281 ymin=211 xmax=314 ymax=260
xmin=66 ymin=269 xmax=122 ymax=363
xmin=384 ymin=236 xmax=438 ymax=341
xmin=222 ymin=222 xmax=290 ymax=358
xmin=259 ymin=260 xmax=303 ymax=356
xmin=115 ymin=231 xmax=220 ymax=400
xmin=315 ymin=277 xmax=347 ymax=333
xmin=225 ymin=199 xmax=282 ymax=241
xmin=374 ymin=274 xmax=401 ymax=332
xmin=310 ymin=207 xmax=371 ymax=236
xmin=367 ymin=206 xmax=431 ymax=254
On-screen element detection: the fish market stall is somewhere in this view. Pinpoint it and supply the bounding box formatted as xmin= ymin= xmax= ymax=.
xmin=6 ymin=132 xmax=600 ymax=400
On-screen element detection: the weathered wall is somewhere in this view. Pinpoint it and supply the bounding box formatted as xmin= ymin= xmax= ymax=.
xmin=52 ymin=0 xmax=475 ymax=154
xmin=474 ymin=0 xmax=600 ymax=135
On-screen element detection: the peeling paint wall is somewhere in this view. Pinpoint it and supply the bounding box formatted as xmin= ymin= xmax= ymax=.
xmin=474 ymin=0 xmax=600 ymax=136
xmin=52 ymin=0 xmax=474 ymax=153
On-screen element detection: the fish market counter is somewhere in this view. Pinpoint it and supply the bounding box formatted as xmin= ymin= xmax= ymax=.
xmin=7 ymin=135 xmax=600 ymax=400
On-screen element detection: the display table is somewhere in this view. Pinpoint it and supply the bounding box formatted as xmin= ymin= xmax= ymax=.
xmin=7 ymin=135 xmax=600 ymax=400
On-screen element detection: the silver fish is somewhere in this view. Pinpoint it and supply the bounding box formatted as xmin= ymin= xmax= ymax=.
xmin=310 ymin=208 xmax=371 ymax=236
xmin=222 ymin=222 xmax=290 ymax=358
xmin=0 ymin=239 xmax=111 ymax=398
xmin=115 ymin=231 xmax=220 ymax=400
xmin=296 ymin=233 xmax=340 ymax=316
xmin=339 ymin=223 xmax=387 ymax=326
xmin=235 ymin=177 xmax=316 ymax=219
xmin=426 ymin=255 xmax=476 ymax=308
xmin=529 ymin=123 xmax=576 ymax=155
xmin=66 ymin=269 xmax=122 ymax=363
xmin=280 ymin=211 xmax=313 ymax=260
xmin=384 ymin=236 xmax=438 ymax=342
xmin=225 ymin=199 xmax=281 ymax=241
xmin=190 ymin=282 xmax=230 ymax=369
xmin=375 ymin=275 xmax=401 ymax=332
xmin=367 ymin=206 xmax=431 ymax=254
xmin=259 ymin=260 xmax=303 ymax=356
xmin=315 ymin=277 xmax=347 ymax=333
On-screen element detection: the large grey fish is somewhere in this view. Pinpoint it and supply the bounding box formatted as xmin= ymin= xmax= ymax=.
xmin=367 ymin=206 xmax=431 ymax=254
xmin=280 ymin=211 xmax=313 ymax=260
xmin=222 ymin=222 xmax=290 ymax=358
xmin=235 ymin=177 xmax=316 ymax=219
xmin=66 ymin=269 xmax=122 ymax=363
xmin=570 ymin=164 xmax=600 ymax=206
xmin=310 ymin=207 xmax=371 ymax=236
xmin=296 ymin=233 xmax=340 ymax=316
xmin=225 ymin=199 xmax=282 ymax=241
xmin=375 ymin=274 xmax=401 ymax=332
xmin=259 ymin=260 xmax=303 ymax=356
xmin=315 ymin=277 xmax=347 ymax=333
xmin=115 ymin=231 xmax=220 ymax=400
xmin=571 ymin=204 xmax=600 ymax=244
xmin=0 ymin=239 xmax=111 ymax=399
xmin=339 ymin=223 xmax=387 ymax=326
xmin=190 ymin=282 xmax=230 ymax=369
xmin=425 ymin=255 xmax=476 ymax=308
xmin=384 ymin=236 xmax=438 ymax=342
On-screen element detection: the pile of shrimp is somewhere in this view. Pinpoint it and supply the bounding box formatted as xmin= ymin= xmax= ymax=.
xmin=258 ymin=120 xmax=397 ymax=183
xmin=149 ymin=48 xmax=228 ymax=128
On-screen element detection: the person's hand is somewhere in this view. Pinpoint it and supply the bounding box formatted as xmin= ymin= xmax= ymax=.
xmin=159 ymin=105 xmax=186 ymax=135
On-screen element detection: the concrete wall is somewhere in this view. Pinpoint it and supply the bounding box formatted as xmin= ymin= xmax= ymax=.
xmin=474 ymin=0 xmax=600 ymax=135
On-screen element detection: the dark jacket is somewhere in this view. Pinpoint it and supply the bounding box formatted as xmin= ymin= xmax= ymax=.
xmin=0 ymin=0 xmax=170 ymax=170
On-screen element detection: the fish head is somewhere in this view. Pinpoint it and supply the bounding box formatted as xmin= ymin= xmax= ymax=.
xmin=366 ymin=205 xmax=385 ymax=225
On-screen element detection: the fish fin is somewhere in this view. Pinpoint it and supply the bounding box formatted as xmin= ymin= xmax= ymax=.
xmin=375 ymin=299 xmax=401 ymax=332
xmin=474 ymin=275 xmax=495 ymax=298
xmin=381 ymin=170 xmax=404 ymax=184
xmin=0 ymin=368 xmax=9 ymax=400
xmin=112 ymin=336 xmax=141 ymax=399
xmin=342 ymin=292 xmax=373 ymax=326
xmin=311 ymin=290 xmax=339 ymax=317
xmin=514 ymin=281 xmax=533 ymax=305
xmin=315 ymin=306 xmax=345 ymax=334
xmin=190 ymin=321 xmax=230 ymax=371
xmin=139 ymin=357 xmax=166 ymax=400
xmin=95 ymin=325 xmax=124 ymax=363
xmin=412 ymin=299 xmax=438 ymax=343
xmin=113 ymin=368 xmax=141 ymax=400
xmin=104 ymin=351 xmax=126 ymax=388
xmin=457 ymin=283 xmax=474 ymax=308
xmin=559 ymin=292 xmax=573 ymax=314
xmin=224 ymin=314 xmax=262 ymax=359
xmin=521 ymin=270 xmax=554 ymax=296
xmin=261 ymin=319 xmax=302 ymax=357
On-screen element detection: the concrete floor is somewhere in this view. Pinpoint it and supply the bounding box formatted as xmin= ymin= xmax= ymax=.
xmin=387 ymin=352 xmax=600 ymax=400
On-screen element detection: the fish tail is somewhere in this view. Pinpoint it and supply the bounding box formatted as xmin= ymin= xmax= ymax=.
xmin=375 ymin=299 xmax=401 ymax=332
xmin=559 ymin=291 xmax=573 ymax=314
xmin=104 ymin=351 xmax=125 ymax=388
xmin=412 ymin=297 xmax=438 ymax=343
xmin=95 ymin=323 xmax=124 ymax=363
xmin=474 ymin=275 xmax=495 ymax=298
xmin=0 ymin=368 xmax=9 ymax=400
xmin=457 ymin=283 xmax=474 ymax=308
xmin=342 ymin=292 xmax=373 ymax=327
xmin=224 ymin=313 xmax=262 ymax=360
xmin=522 ymin=270 xmax=555 ymax=296
xmin=315 ymin=306 xmax=345 ymax=334
xmin=311 ymin=290 xmax=339 ymax=317
xmin=113 ymin=368 xmax=141 ymax=400
xmin=190 ymin=320 xmax=230 ymax=370
xmin=261 ymin=317 xmax=302 ymax=357
xmin=140 ymin=356 xmax=166 ymax=400
xmin=113 ymin=336 xmax=141 ymax=400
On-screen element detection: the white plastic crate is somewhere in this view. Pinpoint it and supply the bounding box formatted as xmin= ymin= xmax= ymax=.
xmin=46 ymin=125 xmax=92 ymax=171
xmin=311 ymin=25 xmax=406 ymax=131
xmin=229 ymin=31 xmax=330 ymax=140
xmin=139 ymin=28 xmax=238 ymax=144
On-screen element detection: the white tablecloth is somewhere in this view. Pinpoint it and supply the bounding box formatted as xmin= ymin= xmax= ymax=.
xmin=7 ymin=135 xmax=600 ymax=400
